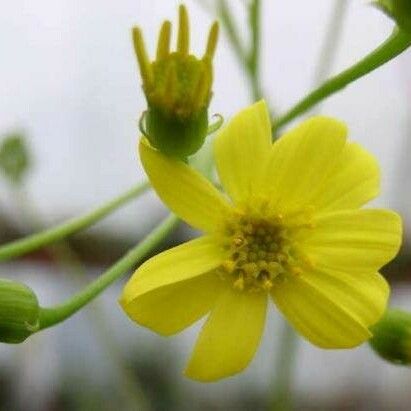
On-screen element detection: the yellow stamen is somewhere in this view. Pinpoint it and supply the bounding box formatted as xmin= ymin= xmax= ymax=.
xmin=222 ymin=260 xmax=236 ymax=273
xmin=233 ymin=275 xmax=245 ymax=291
xmin=156 ymin=21 xmax=172 ymax=61
xmin=132 ymin=27 xmax=153 ymax=89
xmin=177 ymin=5 xmax=189 ymax=55
xmin=203 ymin=21 xmax=219 ymax=60
xmin=233 ymin=236 xmax=245 ymax=247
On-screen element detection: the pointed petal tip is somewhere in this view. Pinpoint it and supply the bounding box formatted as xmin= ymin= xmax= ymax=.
xmin=204 ymin=21 xmax=219 ymax=60
xmin=177 ymin=3 xmax=190 ymax=54
xmin=156 ymin=20 xmax=172 ymax=60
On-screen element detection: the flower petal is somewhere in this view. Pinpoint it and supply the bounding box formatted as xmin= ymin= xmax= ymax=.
xmin=296 ymin=209 xmax=402 ymax=274
xmin=139 ymin=139 xmax=232 ymax=232
xmin=214 ymin=100 xmax=272 ymax=205
xmin=298 ymin=270 xmax=389 ymax=327
xmin=121 ymin=236 xmax=227 ymax=303
xmin=185 ymin=288 xmax=267 ymax=381
xmin=271 ymin=274 xmax=372 ymax=348
xmin=263 ymin=116 xmax=347 ymax=214
xmin=120 ymin=271 xmax=225 ymax=336
xmin=310 ymin=142 xmax=380 ymax=212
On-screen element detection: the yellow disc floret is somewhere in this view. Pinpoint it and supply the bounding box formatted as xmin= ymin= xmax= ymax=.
xmin=219 ymin=208 xmax=315 ymax=292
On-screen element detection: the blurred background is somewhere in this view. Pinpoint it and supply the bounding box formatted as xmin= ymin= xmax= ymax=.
xmin=1 ymin=0 xmax=411 ymax=410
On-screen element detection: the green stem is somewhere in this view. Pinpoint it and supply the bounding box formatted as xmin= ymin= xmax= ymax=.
xmin=10 ymin=184 xmax=151 ymax=411
xmin=218 ymin=0 xmax=248 ymax=64
xmin=312 ymin=0 xmax=349 ymax=88
xmin=271 ymin=3 xmax=349 ymax=409
xmin=0 ymin=181 xmax=150 ymax=262
xmin=273 ymin=28 xmax=411 ymax=132
xmin=248 ymin=0 xmax=260 ymax=73
xmin=270 ymin=323 xmax=299 ymax=411
xmin=248 ymin=0 xmax=262 ymax=101
xmin=38 ymin=214 xmax=179 ymax=330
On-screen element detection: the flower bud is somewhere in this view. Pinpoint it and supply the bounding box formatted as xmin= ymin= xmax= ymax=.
xmin=374 ymin=0 xmax=411 ymax=33
xmin=132 ymin=5 xmax=219 ymax=158
xmin=369 ymin=308 xmax=411 ymax=365
xmin=0 ymin=279 xmax=40 ymax=344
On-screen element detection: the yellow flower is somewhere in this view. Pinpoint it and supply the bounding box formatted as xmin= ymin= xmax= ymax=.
xmin=120 ymin=101 xmax=402 ymax=381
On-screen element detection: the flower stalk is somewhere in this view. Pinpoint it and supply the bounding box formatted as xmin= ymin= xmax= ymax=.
xmin=273 ymin=28 xmax=411 ymax=133
xmin=0 ymin=181 xmax=149 ymax=262
xmin=38 ymin=214 xmax=179 ymax=330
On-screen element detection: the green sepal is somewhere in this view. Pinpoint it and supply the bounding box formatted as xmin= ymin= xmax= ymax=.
xmin=0 ymin=279 xmax=40 ymax=344
xmin=369 ymin=308 xmax=411 ymax=365
xmin=145 ymin=106 xmax=208 ymax=159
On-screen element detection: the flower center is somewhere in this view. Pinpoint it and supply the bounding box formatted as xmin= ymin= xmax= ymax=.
xmin=220 ymin=212 xmax=310 ymax=292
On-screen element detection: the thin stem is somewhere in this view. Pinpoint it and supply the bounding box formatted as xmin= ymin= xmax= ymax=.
xmin=204 ymin=0 xmax=266 ymax=103
xmin=38 ymin=214 xmax=179 ymax=330
xmin=248 ymin=0 xmax=260 ymax=74
xmin=312 ymin=0 xmax=348 ymax=89
xmin=271 ymin=3 xmax=349 ymax=409
xmin=218 ymin=0 xmax=248 ymax=64
xmin=0 ymin=181 xmax=150 ymax=262
xmin=270 ymin=323 xmax=299 ymax=411
xmin=10 ymin=185 xmax=151 ymax=411
xmin=273 ymin=28 xmax=411 ymax=132
xmin=248 ymin=0 xmax=263 ymax=101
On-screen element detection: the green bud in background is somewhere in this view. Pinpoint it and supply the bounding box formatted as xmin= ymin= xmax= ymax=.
xmin=133 ymin=5 xmax=219 ymax=159
xmin=0 ymin=279 xmax=40 ymax=344
xmin=374 ymin=0 xmax=411 ymax=33
xmin=0 ymin=133 xmax=31 ymax=186
xmin=369 ymin=308 xmax=411 ymax=365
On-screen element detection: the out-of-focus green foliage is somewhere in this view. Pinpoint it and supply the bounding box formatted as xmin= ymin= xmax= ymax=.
xmin=0 ymin=133 xmax=31 ymax=185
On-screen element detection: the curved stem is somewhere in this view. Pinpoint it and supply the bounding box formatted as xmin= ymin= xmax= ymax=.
xmin=10 ymin=183 xmax=151 ymax=410
xmin=38 ymin=214 xmax=179 ymax=330
xmin=0 ymin=181 xmax=150 ymax=262
xmin=273 ymin=28 xmax=411 ymax=132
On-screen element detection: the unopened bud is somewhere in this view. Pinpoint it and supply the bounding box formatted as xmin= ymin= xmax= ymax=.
xmin=0 ymin=279 xmax=40 ymax=344
xmin=369 ymin=308 xmax=411 ymax=365
xmin=132 ymin=5 xmax=219 ymax=158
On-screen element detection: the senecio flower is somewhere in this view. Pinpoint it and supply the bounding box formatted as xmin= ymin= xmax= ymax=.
xmin=121 ymin=101 xmax=402 ymax=381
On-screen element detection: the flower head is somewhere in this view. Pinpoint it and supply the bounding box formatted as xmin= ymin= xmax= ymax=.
xmin=120 ymin=101 xmax=402 ymax=381
xmin=133 ymin=5 xmax=219 ymax=158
